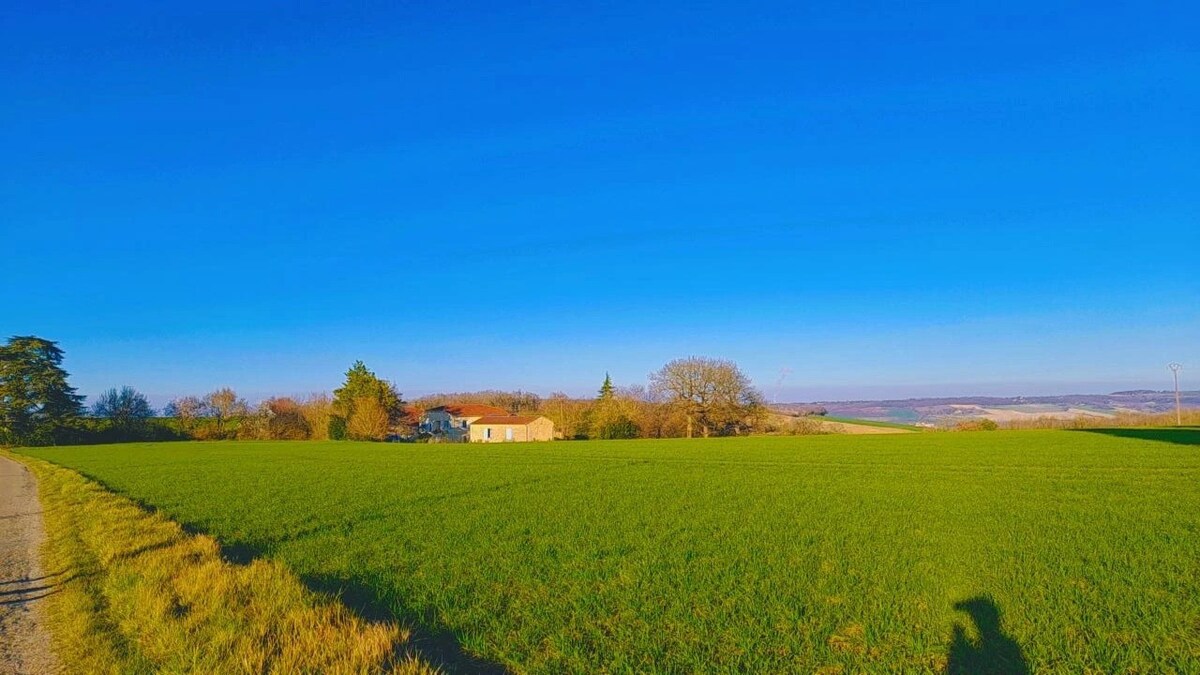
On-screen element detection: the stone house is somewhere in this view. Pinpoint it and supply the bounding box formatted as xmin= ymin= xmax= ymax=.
xmin=419 ymin=404 xmax=509 ymax=442
xmin=468 ymin=415 xmax=555 ymax=443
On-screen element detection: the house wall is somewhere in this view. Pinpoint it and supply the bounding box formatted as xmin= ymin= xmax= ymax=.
xmin=526 ymin=417 xmax=555 ymax=441
xmin=421 ymin=410 xmax=476 ymax=441
xmin=469 ymin=423 xmax=521 ymax=443
xmin=469 ymin=417 xmax=555 ymax=443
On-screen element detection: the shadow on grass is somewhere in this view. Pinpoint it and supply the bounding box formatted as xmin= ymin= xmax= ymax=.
xmin=68 ymin=472 xmax=509 ymax=673
xmin=1071 ymin=426 xmax=1200 ymax=446
xmin=304 ymin=573 xmax=509 ymax=675
xmin=209 ymin=539 xmax=507 ymax=674
xmin=947 ymin=597 xmax=1029 ymax=675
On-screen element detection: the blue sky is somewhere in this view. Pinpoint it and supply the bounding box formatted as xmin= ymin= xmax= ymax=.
xmin=3 ymin=1 xmax=1197 ymax=404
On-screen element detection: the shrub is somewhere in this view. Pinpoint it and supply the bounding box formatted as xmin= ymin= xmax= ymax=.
xmin=328 ymin=416 xmax=348 ymax=441
xmin=955 ymin=419 xmax=999 ymax=431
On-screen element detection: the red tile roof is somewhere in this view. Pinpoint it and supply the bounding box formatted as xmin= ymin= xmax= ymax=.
xmin=472 ymin=415 xmax=541 ymax=425
xmin=429 ymin=404 xmax=509 ymax=417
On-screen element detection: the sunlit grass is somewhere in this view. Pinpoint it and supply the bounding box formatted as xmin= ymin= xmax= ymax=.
xmin=6 ymin=451 xmax=432 ymax=674
xmin=20 ymin=429 xmax=1200 ymax=673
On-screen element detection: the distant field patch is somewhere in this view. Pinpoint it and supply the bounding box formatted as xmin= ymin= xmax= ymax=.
xmin=21 ymin=430 xmax=1200 ymax=673
xmin=818 ymin=416 xmax=922 ymax=432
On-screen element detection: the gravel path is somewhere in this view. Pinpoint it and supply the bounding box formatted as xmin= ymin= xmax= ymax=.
xmin=0 ymin=456 xmax=61 ymax=675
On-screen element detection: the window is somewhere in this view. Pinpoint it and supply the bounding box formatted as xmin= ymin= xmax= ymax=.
xmin=485 ymin=428 xmax=492 ymax=440
xmin=505 ymin=427 xmax=514 ymax=441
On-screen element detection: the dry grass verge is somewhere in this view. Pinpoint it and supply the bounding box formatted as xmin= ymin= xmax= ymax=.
xmin=5 ymin=451 xmax=434 ymax=674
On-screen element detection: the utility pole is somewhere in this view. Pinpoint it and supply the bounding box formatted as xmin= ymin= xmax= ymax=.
xmin=1169 ymin=363 xmax=1182 ymax=426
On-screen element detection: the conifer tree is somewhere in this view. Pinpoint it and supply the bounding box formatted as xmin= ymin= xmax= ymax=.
xmin=332 ymin=361 xmax=404 ymax=440
xmin=597 ymin=373 xmax=615 ymax=400
xmin=0 ymin=336 xmax=84 ymax=445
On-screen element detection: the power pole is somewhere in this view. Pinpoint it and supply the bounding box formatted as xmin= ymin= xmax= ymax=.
xmin=1169 ymin=363 xmax=1182 ymax=426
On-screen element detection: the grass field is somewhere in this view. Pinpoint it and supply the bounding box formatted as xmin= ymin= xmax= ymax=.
xmin=6 ymin=451 xmax=427 ymax=674
xmin=818 ymin=416 xmax=924 ymax=431
xmin=21 ymin=429 xmax=1200 ymax=673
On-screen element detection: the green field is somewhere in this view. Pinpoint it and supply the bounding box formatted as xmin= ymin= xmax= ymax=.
xmin=22 ymin=429 xmax=1200 ymax=673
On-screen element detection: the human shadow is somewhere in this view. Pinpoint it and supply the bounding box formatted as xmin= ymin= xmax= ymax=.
xmin=946 ymin=597 xmax=1030 ymax=675
xmin=0 ymin=570 xmax=68 ymax=586
xmin=1072 ymin=427 xmax=1200 ymax=446
xmin=0 ymin=588 xmax=62 ymax=606
xmin=0 ymin=570 xmax=78 ymax=606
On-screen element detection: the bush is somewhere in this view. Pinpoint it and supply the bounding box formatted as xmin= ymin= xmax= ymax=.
xmin=596 ymin=417 xmax=640 ymax=440
xmin=328 ymin=416 xmax=348 ymax=441
xmin=954 ymin=419 xmax=999 ymax=432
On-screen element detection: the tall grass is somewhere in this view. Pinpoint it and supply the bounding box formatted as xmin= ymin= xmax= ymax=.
xmin=6 ymin=451 xmax=432 ymax=674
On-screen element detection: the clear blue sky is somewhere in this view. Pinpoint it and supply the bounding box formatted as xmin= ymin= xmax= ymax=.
xmin=3 ymin=2 xmax=1197 ymax=405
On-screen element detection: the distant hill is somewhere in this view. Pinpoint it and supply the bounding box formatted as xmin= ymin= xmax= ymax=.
xmin=773 ymin=390 xmax=1200 ymax=426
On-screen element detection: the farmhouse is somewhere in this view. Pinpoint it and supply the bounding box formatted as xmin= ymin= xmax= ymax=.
xmin=420 ymin=404 xmax=509 ymax=442
xmin=420 ymin=405 xmax=555 ymax=442
xmin=468 ymin=415 xmax=555 ymax=443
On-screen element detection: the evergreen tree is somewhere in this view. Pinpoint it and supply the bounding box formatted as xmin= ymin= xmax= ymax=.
xmin=597 ymin=373 xmax=615 ymax=400
xmin=0 ymin=336 xmax=85 ymax=445
xmin=332 ymin=361 xmax=403 ymax=440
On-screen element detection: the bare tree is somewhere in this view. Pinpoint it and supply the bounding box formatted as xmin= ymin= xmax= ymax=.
xmin=542 ymin=392 xmax=590 ymax=440
xmin=489 ymin=390 xmax=541 ymax=414
xmin=164 ymin=395 xmax=207 ymax=434
xmin=204 ymin=387 xmax=249 ymax=438
xmin=92 ymin=386 xmax=155 ymax=433
xmin=649 ymin=357 xmax=764 ymax=438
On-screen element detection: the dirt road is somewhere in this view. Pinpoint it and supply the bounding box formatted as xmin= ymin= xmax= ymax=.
xmin=0 ymin=456 xmax=60 ymax=674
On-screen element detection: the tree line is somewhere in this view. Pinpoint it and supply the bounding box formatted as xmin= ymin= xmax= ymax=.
xmin=159 ymin=361 xmax=405 ymax=442
xmin=1 ymin=335 xmax=767 ymax=446
xmin=410 ymin=358 xmax=768 ymax=440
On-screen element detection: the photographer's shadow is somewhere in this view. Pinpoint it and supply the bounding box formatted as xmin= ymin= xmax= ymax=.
xmin=947 ymin=597 xmax=1030 ymax=675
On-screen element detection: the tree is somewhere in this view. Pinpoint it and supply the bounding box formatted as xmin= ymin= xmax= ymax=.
xmin=204 ymin=387 xmax=248 ymax=438
xmin=597 ymin=373 xmax=616 ymax=400
xmin=298 ymin=394 xmax=333 ymax=441
xmin=164 ymin=395 xmax=208 ymax=435
xmin=489 ymin=390 xmax=541 ymax=414
xmin=332 ymin=361 xmax=403 ymax=438
xmin=649 ymin=357 xmax=765 ymax=438
xmin=328 ymin=415 xmax=348 ymax=441
xmin=92 ymin=386 xmax=155 ymax=433
xmin=0 ymin=336 xmax=84 ymax=445
xmin=542 ymin=392 xmax=590 ymax=440
xmin=253 ymin=397 xmax=311 ymax=440
xmin=588 ymin=373 xmax=640 ymax=439
xmin=346 ymin=396 xmax=389 ymax=441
